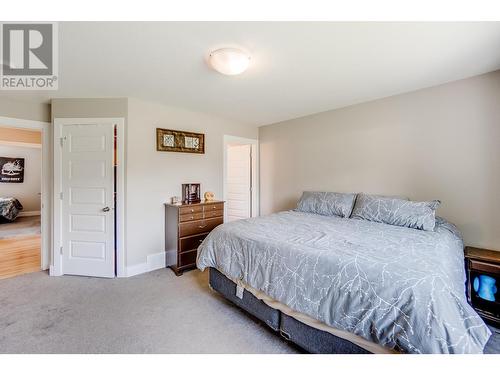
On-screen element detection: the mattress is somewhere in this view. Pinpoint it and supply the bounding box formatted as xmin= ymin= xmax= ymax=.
xmin=221 ymin=269 xmax=392 ymax=353
xmin=197 ymin=210 xmax=491 ymax=353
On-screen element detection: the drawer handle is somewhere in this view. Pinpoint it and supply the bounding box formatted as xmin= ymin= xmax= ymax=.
xmin=198 ymin=225 xmax=207 ymax=229
xmin=190 ymin=209 xmax=194 ymax=212
xmin=198 ymin=239 xmax=203 ymax=243
xmin=190 ymin=216 xmax=194 ymax=220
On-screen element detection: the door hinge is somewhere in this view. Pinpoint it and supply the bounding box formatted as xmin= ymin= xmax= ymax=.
xmin=59 ymin=136 xmax=66 ymax=147
xmin=60 ymin=246 xmax=63 ymax=255
xmin=60 ymin=192 xmax=63 ymax=200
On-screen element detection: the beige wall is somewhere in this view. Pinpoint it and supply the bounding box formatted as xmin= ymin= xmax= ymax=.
xmin=51 ymin=98 xmax=128 ymax=120
xmin=259 ymin=70 xmax=500 ymax=250
xmin=127 ymin=98 xmax=258 ymax=266
xmin=0 ymin=127 xmax=41 ymax=146
xmin=0 ymin=145 xmax=41 ymax=212
xmin=0 ymin=128 xmax=42 ymax=212
xmin=0 ymin=97 xmax=50 ymax=122
xmin=51 ymin=97 xmax=258 ymax=268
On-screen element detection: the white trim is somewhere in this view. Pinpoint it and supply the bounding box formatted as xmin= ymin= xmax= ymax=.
xmin=124 ymin=251 xmax=166 ymax=277
xmin=223 ymin=135 xmax=260 ymax=221
xmin=18 ymin=210 xmax=41 ymax=217
xmin=52 ymin=118 xmax=126 ymax=277
xmin=52 ymin=120 xmax=63 ymax=276
xmin=0 ymin=116 xmax=51 ymax=271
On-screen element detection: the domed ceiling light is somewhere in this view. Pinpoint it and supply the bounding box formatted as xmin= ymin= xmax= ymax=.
xmin=209 ymin=48 xmax=250 ymax=75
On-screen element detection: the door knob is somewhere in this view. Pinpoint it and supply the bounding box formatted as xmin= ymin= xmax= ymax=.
xmin=102 ymin=207 xmax=111 ymax=212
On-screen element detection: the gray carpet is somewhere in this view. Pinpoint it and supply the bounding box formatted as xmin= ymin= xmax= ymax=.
xmin=0 ymin=268 xmax=298 ymax=353
xmin=485 ymin=325 xmax=500 ymax=354
xmin=0 ymin=215 xmax=41 ymax=239
xmin=0 ymin=268 xmax=498 ymax=354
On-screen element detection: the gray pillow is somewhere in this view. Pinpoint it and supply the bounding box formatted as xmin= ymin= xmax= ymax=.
xmin=350 ymin=194 xmax=440 ymax=231
xmin=368 ymin=194 xmax=409 ymax=201
xmin=296 ymin=191 xmax=357 ymax=218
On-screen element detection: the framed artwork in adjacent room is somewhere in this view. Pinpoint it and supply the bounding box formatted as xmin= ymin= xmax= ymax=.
xmin=0 ymin=157 xmax=25 ymax=183
xmin=156 ymin=128 xmax=205 ymax=154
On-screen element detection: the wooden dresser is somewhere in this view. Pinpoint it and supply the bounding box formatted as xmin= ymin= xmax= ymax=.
xmin=165 ymin=201 xmax=224 ymax=276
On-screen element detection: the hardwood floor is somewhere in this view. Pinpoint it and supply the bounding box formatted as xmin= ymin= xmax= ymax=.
xmin=0 ymin=235 xmax=41 ymax=279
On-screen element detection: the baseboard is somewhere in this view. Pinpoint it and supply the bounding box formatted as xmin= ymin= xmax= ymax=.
xmin=165 ymin=249 xmax=176 ymax=267
xmin=49 ymin=264 xmax=62 ymax=276
xmin=148 ymin=251 xmax=168 ymax=270
xmin=125 ymin=251 xmax=167 ymax=277
xmin=18 ymin=210 xmax=41 ymax=217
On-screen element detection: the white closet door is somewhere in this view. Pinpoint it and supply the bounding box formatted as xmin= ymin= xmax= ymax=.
xmin=226 ymin=144 xmax=251 ymax=222
xmin=60 ymin=123 xmax=115 ymax=277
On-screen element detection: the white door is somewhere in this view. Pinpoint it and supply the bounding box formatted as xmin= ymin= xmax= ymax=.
xmin=60 ymin=123 xmax=115 ymax=277
xmin=226 ymin=144 xmax=252 ymax=222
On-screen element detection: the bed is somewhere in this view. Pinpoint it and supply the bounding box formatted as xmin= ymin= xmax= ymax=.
xmin=197 ymin=208 xmax=492 ymax=354
xmin=0 ymin=197 xmax=23 ymax=222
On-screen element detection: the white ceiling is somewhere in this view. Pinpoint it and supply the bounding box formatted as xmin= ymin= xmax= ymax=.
xmin=3 ymin=22 xmax=500 ymax=126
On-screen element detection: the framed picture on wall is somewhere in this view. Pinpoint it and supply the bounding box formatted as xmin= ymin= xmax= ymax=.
xmin=156 ymin=128 xmax=205 ymax=154
xmin=0 ymin=157 xmax=25 ymax=183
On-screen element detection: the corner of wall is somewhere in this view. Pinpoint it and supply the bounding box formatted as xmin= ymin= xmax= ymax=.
xmin=124 ymin=250 xmax=168 ymax=277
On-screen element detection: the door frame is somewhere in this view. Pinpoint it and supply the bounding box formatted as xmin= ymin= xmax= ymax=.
xmin=0 ymin=116 xmax=51 ymax=271
xmin=223 ymin=135 xmax=259 ymax=220
xmin=52 ymin=118 xmax=126 ymax=277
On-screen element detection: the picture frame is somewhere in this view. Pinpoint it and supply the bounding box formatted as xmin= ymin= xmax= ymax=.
xmin=156 ymin=128 xmax=205 ymax=154
xmin=0 ymin=157 xmax=25 ymax=183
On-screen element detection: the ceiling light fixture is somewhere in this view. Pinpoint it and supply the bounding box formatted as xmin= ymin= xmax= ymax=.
xmin=209 ymin=48 xmax=250 ymax=76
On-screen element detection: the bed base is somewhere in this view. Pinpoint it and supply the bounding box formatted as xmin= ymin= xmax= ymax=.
xmin=208 ymin=267 xmax=370 ymax=354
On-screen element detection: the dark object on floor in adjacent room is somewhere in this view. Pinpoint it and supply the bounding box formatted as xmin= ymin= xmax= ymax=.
xmin=0 ymin=197 xmax=23 ymax=222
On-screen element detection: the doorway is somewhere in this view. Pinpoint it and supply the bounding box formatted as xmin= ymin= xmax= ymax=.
xmin=223 ymin=135 xmax=259 ymax=222
xmin=0 ymin=117 xmax=50 ymax=279
xmin=52 ymin=118 xmax=125 ymax=278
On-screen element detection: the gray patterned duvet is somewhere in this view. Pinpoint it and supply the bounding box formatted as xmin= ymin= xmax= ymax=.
xmin=197 ymin=211 xmax=491 ymax=353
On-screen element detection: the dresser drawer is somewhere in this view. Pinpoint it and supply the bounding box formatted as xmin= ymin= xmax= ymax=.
xmin=204 ymin=209 xmax=223 ymax=219
xmin=179 ymin=233 xmax=208 ymax=253
xmin=179 ymin=212 xmax=204 ymax=222
xmin=204 ymin=202 xmax=224 ymax=212
xmin=179 ymin=217 xmax=224 ymax=237
xmin=179 ymin=205 xmax=203 ymax=215
xmin=179 ymin=249 xmax=198 ymax=268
